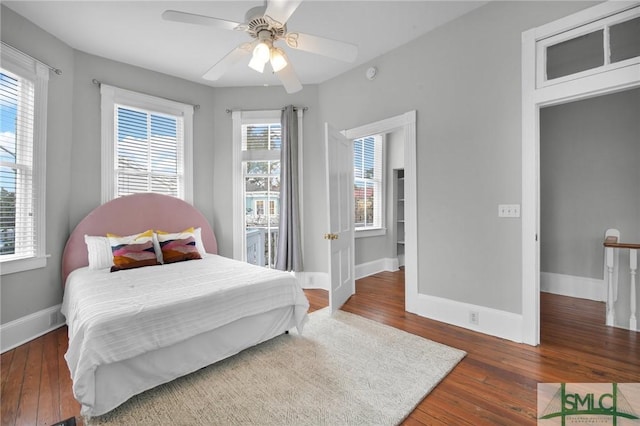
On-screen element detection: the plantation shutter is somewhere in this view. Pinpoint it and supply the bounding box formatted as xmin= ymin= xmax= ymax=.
xmin=115 ymin=105 xmax=184 ymax=198
xmin=353 ymin=135 xmax=383 ymax=229
xmin=0 ymin=69 xmax=37 ymax=259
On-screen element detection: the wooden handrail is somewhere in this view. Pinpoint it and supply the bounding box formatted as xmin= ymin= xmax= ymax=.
xmin=603 ymin=236 xmax=640 ymax=250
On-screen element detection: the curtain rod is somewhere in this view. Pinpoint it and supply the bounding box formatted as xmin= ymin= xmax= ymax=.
xmin=91 ymin=79 xmax=201 ymax=110
xmin=1 ymin=41 xmax=63 ymax=75
xmin=226 ymin=107 xmax=308 ymax=114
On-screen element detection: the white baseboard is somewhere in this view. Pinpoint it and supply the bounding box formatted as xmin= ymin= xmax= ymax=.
xmin=407 ymin=293 xmax=524 ymax=343
xmin=297 ymin=257 xmax=400 ymax=291
xmin=355 ymin=258 xmax=399 ymax=280
xmin=540 ymin=272 xmax=605 ymax=302
xmin=1 ymin=304 xmax=65 ymax=353
xmin=298 ymin=271 xmax=330 ymax=291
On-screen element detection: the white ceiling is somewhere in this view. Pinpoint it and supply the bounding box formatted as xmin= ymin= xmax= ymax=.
xmin=4 ymin=1 xmax=487 ymax=89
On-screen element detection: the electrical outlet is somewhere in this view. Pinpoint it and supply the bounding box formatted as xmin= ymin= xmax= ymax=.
xmin=469 ymin=311 xmax=479 ymax=325
xmin=498 ymin=204 xmax=520 ymax=218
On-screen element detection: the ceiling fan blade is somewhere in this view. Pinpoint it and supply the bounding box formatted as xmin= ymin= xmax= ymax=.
xmin=265 ymin=0 xmax=303 ymax=26
xmin=276 ymin=63 xmax=303 ymax=94
xmin=285 ymin=32 xmax=357 ymax=63
xmin=203 ymin=42 xmax=256 ymax=81
xmin=162 ymin=10 xmax=241 ymax=31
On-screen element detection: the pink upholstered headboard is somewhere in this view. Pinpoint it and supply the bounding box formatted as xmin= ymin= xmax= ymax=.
xmin=62 ymin=193 xmax=218 ymax=285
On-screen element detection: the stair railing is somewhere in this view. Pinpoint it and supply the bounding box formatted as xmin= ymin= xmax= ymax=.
xmin=603 ymin=229 xmax=638 ymax=331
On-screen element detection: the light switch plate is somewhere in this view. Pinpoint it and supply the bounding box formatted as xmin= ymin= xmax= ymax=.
xmin=498 ymin=204 xmax=520 ymax=218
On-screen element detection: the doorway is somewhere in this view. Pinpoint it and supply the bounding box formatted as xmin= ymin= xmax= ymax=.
xmin=521 ymin=2 xmax=640 ymax=345
xmin=341 ymin=111 xmax=417 ymax=312
xmin=539 ymin=89 xmax=640 ymax=331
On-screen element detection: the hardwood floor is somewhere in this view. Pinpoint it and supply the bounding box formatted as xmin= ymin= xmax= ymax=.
xmin=2 ymin=269 xmax=638 ymax=425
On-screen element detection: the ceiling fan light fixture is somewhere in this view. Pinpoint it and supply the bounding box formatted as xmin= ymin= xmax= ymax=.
xmin=270 ymin=48 xmax=288 ymax=72
xmin=248 ymin=54 xmax=267 ymax=73
xmin=249 ymin=37 xmax=272 ymax=73
xmin=252 ymin=41 xmax=271 ymax=63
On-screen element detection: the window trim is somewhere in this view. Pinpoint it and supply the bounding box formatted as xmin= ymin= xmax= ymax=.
xmin=100 ymin=84 xmax=194 ymax=204
xmin=0 ymin=45 xmax=49 ymax=275
xmin=232 ymin=110 xmax=280 ymax=262
xmin=231 ymin=109 xmax=304 ymax=261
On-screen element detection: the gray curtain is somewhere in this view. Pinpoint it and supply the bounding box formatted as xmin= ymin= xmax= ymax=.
xmin=275 ymin=105 xmax=303 ymax=271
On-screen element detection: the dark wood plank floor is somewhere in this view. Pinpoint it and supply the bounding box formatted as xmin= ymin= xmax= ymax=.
xmin=2 ymin=269 xmax=638 ymax=425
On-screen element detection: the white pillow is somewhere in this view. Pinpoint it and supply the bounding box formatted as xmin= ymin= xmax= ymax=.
xmin=152 ymin=232 xmax=163 ymax=264
xmin=84 ymin=235 xmax=114 ymax=270
xmin=193 ymin=227 xmax=207 ymax=256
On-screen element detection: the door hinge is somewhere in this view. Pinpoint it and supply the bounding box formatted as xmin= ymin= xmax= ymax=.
xmin=324 ymin=233 xmax=339 ymax=240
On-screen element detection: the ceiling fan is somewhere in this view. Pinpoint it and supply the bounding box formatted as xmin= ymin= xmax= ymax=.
xmin=162 ymin=0 xmax=358 ymax=94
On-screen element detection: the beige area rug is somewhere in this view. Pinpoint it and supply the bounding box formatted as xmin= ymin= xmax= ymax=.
xmin=88 ymin=309 xmax=466 ymax=426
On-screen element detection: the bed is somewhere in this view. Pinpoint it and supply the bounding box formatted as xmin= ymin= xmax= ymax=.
xmin=60 ymin=193 xmax=309 ymax=418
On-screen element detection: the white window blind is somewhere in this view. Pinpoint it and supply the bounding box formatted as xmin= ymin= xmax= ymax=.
xmin=354 ymin=135 xmax=383 ymax=230
xmin=0 ymin=46 xmax=48 ymax=273
xmin=100 ymin=84 xmax=193 ymax=203
xmin=242 ymin=123 xmax=281 ymax=152
xmin=115 ymin=106 xmax=183 ymax=198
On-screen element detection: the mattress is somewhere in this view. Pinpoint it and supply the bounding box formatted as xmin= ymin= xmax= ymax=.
xmin=61 ymin=254 xmax=309 ymax=417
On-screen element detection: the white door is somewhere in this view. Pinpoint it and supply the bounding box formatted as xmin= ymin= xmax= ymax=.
xmin=324 ymin=123 xmax=355 ymax=313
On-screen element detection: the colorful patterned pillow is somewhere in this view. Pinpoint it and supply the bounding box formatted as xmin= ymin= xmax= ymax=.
xmin=108 ymin=230 xmax=160 ymax=272
xmin=156 ymin=227 xmax=202 ymax=264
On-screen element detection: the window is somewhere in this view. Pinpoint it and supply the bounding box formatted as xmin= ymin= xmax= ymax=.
xmin=232 ymin=109 xmax=304 ymax=267
xmin=100 ymin=84 xmax=193 ymax=203
xmin=0 ymin=45 xmax=49 ymax=274
xmin=255 ymin=200 xmax=265 ymax=215
xmin=243 ymin=120 xmax=281 ymax=268
xmin=538 ymin=5 xmax=640 ymax=87
xmin=353 ymin=134 xmax=384 ymax=233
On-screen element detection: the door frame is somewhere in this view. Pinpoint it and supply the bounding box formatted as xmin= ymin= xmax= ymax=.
xmin=521 ymin=2 xmax=640 ymax=345
xmin=344 ymin=111 xmax=417 ymax=312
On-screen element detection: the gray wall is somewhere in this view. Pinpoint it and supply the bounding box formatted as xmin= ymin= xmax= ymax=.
xmin=318 ymin=1 xmax=597 ymax=314
xmin=540 ymin=89 xmax=640 ymax=279
xmin=1 ymin=1 xmax=600 ymax=325
xmin=1 ymin=6 xmax=75 ymax=324
xmin=1 ymin=3 xmax=322 ymax=324
xmin=69 ymin=51 xmax=218 ymax=232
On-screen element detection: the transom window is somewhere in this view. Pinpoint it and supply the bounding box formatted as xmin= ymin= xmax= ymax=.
xmin=537 ymin=5 xmax=640 ymax=87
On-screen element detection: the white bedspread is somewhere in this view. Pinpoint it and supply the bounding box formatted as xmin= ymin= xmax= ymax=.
xmin=61 ymin=255 xmax=309 ymax=413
